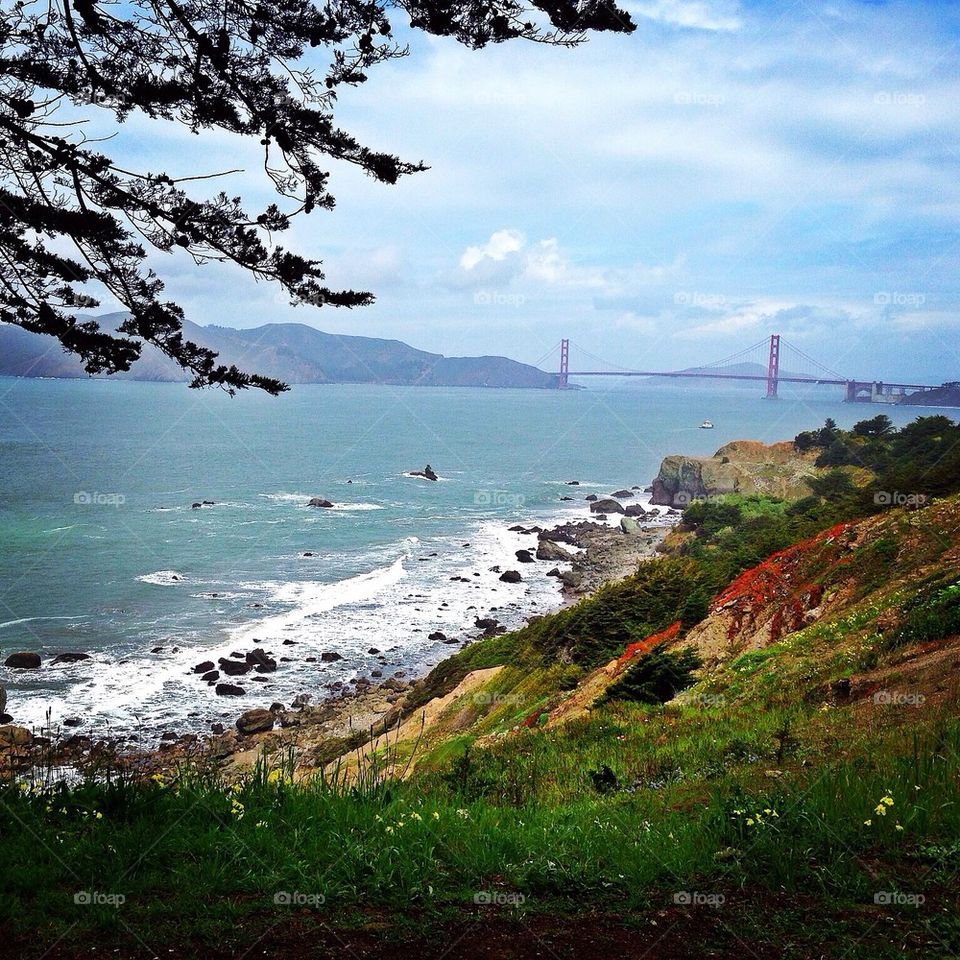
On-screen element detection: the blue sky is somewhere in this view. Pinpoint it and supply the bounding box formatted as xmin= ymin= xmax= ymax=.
xmin=103 ymin=0 xmax=960 ymax=381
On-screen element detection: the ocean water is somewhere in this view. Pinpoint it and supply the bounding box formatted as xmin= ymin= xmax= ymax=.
xmin=0 ymin=376 xmax=944 ymax=737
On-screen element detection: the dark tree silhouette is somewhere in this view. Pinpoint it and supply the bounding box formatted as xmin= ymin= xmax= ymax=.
xmin=0 ymin=0 xmax=634 ymax=393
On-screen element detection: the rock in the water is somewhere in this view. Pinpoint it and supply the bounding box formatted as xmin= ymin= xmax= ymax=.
xmin=4 ymin=652 xmax=40 ymax=669
xmin=0 ymin=725 xmax=32 ymax=746
xmin=409 ymin=464 xmax=439 ymax=481
xmin=610 ymin=489 xmax=634 ymax=498
xmin=624 ymin=503 xmax=647 ymax=517
xmin=585 ymin=494 xmax=598 ymax=502
xmin=218 ymin=657 xmax=251 ymax=676
xmin=307 ymin=497 xmax=335 ymax=508
xmin=536 ymin=540 xmax=572 ymax=562
xmin=428 ymin=631 xmax=447 ymax=642
xmin=192 ymin=502 xmax=202 ymax=509
xmin=236 ymin=708 xmax=275 ymax=735
xmin=499 ymin=570 xmax=522 ymax=583
xmin=201 ymin=670 xmax=219 ymax=682
xmin=320 ymin=651 xmax=343 ymax=662
xmin=193 ymin=660 xmax=216 ymax=674
xmin=246 ymin=648 xmax=277 ymax=673
xmin=50 ymin=652 xmax=91 ymax=665
xmin=589 ymin=498 xmax=625 ymax=515
xmin=215 ymin=683 xmax=245 ymax=697
xmin=515 ymin=549 xmax=536 ymax=563
xmin=566 ymin=480 xmax=580 ymax=485
xmin=546 ymin=567 xmax=562 ymax=578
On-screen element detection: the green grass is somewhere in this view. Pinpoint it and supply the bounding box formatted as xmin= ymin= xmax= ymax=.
xmin=2 ymin=719 xmax=959 ymax=947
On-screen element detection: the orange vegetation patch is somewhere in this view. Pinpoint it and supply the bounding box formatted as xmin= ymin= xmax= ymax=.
xmin=617 ymin=621 xmax=682 ymax=671
xmin=711 ymin=522 xmax=852 ymax=643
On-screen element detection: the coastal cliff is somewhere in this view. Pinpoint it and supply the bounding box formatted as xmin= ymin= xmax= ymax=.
xmin=650 ymin=439 xmax=819 ymax=506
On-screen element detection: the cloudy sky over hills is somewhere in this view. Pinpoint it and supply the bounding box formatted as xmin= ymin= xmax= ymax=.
xmin=98 ymin=0 xmax=960 ymax=381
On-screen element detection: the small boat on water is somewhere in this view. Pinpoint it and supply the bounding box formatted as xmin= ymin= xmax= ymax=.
xmin=700 ymin=420 xmax=714 ymax=429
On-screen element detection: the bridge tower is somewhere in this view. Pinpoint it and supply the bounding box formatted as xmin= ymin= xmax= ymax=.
xmin=766 ymin=334 xmax=780 ymax=399
xmin=558 ymin=338 xmax=570 ymax=389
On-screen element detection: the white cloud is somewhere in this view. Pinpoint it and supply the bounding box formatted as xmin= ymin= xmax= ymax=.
xmin=629 ymin=0 xmax=742 ymax=32
xmin=459 ymin=229 xmax=525 ymax=270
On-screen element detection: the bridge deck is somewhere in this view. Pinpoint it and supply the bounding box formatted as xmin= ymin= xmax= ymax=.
xmin=565 ymin=371 xmax=937 ymax=390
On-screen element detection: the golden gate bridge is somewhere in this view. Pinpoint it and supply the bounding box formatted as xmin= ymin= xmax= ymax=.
xmin=537 ymin=334 xmax=941 ymax=402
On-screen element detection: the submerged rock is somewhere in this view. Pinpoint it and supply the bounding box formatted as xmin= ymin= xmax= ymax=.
xmin=50 ymin=652 xmax=91 ymax=665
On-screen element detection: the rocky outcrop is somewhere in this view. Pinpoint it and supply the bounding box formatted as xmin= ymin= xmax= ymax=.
xmin=499 ymin=570 xmax=522 ymax=583
xmin=4 ymin=652 xmax=40 ymax=669
xmin=236 ymin=708 xmax=275 ymax=735
xmin=536 ymin=540 xmax=573 ymax=562
xmin=307 ymin=497 xmax=334 ymax=508
xmin=409 ymin=464 xmax=438 ymax=481
xmin=650 ymin=440 xmax=819 ymax=507
xmin=589 ymin=498 xmax=625 ymax=515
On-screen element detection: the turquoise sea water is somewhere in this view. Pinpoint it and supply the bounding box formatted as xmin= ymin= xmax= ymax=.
xmin=0 ymin=376 xmax=944 ymax=736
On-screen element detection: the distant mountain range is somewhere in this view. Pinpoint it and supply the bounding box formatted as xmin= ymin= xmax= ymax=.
xmin=0 ymin=314 xmax=560 ymax=389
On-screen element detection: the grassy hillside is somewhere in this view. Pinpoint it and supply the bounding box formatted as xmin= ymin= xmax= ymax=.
xmin=3 ymin=416 xmax=960 ymax=958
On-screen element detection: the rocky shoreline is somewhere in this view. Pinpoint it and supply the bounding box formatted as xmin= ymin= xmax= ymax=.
xmin=0 ymin=488 xmax=679 ymax=782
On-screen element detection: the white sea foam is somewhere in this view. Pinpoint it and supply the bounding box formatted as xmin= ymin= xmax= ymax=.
xmin=137 ymin=570 xmax=188 ymax=586
xmin=0 ymin=615 xmax=83 ymax=631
